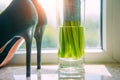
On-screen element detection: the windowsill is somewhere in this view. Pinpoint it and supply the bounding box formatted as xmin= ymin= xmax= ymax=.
xmin=16 ymin=49 xmax=103 ymax=54
xmin=1 ymin=64 xmax=120 ymax=80
xmin=9 ymin=48 xmax=116 ymax=66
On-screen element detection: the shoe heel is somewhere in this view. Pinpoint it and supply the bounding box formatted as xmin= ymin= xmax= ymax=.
xmin=20 ymin=27 xmax=36 ymax=77
xmin=32 ymin=0 xmax=47 ymax=70
xmin=34 ymin=27 xmax=45 ymax=69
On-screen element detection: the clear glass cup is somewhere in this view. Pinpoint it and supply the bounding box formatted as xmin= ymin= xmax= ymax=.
xmin=57 ymin=0 xmax=85 ymax=79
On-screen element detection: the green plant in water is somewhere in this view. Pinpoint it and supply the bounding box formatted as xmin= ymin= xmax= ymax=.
xmin=58 ymin=21 xmax=84 ymax=60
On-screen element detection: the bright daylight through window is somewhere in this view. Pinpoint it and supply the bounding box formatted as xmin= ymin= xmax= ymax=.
xmin=0 ymin=0 xmax=102 ymax=51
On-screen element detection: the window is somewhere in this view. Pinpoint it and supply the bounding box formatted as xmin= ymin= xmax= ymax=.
xmin=1 ymin=0 xmax=119 ymax=64
xmin=19 ymin=0 xmax=102 ymax=50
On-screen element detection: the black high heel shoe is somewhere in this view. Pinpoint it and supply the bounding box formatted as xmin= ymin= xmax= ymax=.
xmin=32 ymin=0 xmax=47 ymax=70
xmin=0 ymin=0 xmax=38 ymax=77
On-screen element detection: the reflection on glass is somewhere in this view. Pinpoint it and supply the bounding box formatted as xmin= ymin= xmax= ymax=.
xmin=58 ymin=70 xmax=85 ymax=80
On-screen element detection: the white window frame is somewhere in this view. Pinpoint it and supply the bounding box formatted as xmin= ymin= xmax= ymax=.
xmin=9 ymin=0 xmax=120 ymax=65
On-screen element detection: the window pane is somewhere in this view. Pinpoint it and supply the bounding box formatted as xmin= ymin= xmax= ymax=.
xmin=85 ymin=0 xmax=101 ymax=49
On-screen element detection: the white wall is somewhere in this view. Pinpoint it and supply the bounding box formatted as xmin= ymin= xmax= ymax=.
xmin=112 ymin=0 xmax=120 ymax=62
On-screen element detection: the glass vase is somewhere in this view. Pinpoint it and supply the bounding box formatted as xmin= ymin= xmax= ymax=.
xmin=57 ymin=0 xmax=85 ymax=79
